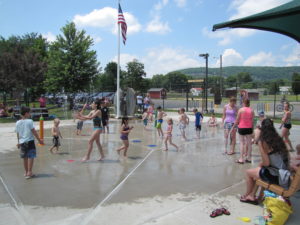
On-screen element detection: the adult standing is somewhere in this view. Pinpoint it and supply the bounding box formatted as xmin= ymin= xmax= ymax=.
xmin=101 ymin=101 xmax=110 ymax=134
xmin=233 ymin=99 xmax=254 ymax=164
xmin=281 ymin=102 xmax=294 ymax=151
xmin=77 ymin=100 xmax=104 ymax=161
xmin=38 ymin=95 xmax=46 ymax=108
xmin=222 ymin=97 xmax=238 ymax=155
xmin=240 ymin=119 xmax=290 ymax=204
xmin=136 ymin=93 xmax=143 ymax=112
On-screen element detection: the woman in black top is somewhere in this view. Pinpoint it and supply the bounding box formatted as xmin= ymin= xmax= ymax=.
xmin=77 ymin=99 xmax=104 ymax=161
xmin=240 ymin=119 xmax=290 ymax=205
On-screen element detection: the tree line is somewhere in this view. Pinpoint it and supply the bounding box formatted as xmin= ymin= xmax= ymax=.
xmin=1 ymin=21 xmax=300 ymax=107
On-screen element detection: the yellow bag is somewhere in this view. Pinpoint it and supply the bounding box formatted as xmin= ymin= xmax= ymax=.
xmin=263 ymin=197 xmax=293 ymax=225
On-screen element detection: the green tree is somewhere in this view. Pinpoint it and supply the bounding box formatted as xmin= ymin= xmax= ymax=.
xmin=45 ymin=22 xmax=99 ymax=96
xmin=0 ymin=34 xmax=47 ymax=105
xmin=151 ymin=74 xmax=166 ymax=88
xmin=268 ymin=79 xmax=286 ymax=95
xmin=237 ymin=72 xmax=252 ymax=83
xmin=226 ymin=74 xmax=237 ymax=88
xmin=104 ymin=62 xmax=118 ymax=90
xmin=291 ymin=72 xmax=300 ymax=101
xmin=165 ymin=72 xmax=188 ymax=91
xmin=123 ymin=59 xmax=146 ymax=92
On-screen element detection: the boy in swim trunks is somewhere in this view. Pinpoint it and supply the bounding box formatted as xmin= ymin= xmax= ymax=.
xmin=15 ymin=106 xmax=44 ymax=179
xmin=156 ymin=106 xmax=166 ymax=138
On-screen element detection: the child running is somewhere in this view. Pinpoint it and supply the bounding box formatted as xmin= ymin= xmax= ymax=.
xmin=178 ymin=108 xmax=189 ymax=141
xmin=142 ymin=108 xmax=149 ymax=129
xmin=15 ymin=106 xmax=44 ymax=179
xmin=156 ymin=106 xmax=167 ymax=138
xmin=77 ymin=99 xmax=104 ymax=162
xmin=193 ymin=108 xmax=203 ymax=139
xmin=117 ymin=117 xmax=134 ymax=157
xmin=49 ymin=118 xmax=63 ymax=154
xmin=163 ymin=118 xmax=179 ymax=151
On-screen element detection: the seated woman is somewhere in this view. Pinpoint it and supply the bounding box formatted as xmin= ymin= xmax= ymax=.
xmin=240 ymin=118 xmax=290 ymax=205
xmin=290 ymin=144 xmax=300 ymax=172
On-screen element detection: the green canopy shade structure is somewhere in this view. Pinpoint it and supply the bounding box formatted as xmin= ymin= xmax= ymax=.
xmin=212 ymin=0 xmax=300 ymax=43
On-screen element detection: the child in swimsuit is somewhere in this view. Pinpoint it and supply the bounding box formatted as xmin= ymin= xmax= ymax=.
xmin=49 ymin=118 xmax=63 ymax=154
xmin=178 ymin=108 xmax=189 ymax=141
xmin=142 ymin=108 xmax=149 ymax=129
xmin=164 ymin=118 xmax=179 ymax=151
xmin=147 ymin=103 xmax=154 ymax=122
xmin=77 ymin=100 xmax=104 ymax=162
xmin=208 ymin=113 xmax=217 ymax=127
xmin=117 ymin=117 xmax=133 ymax=157
xmin=156 ymin=106 xmax=167 ymax=137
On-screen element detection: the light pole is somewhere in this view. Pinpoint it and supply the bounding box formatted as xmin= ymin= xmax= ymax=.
xmin=213 ymin=54 xmax=223 ymax=97
xmin=220 ymin=54 xmax=223 ymax=97
xmin=199 ymin=53 xmax=209 ymax=113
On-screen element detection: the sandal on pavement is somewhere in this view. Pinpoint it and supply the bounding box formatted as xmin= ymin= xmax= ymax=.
xmin=235 ymin=160 xmax=244 ymax=164
xmin=220 ymin=208 xmax=230 ymax=215
xmin=210 ymin=208 xmax=223 ymax=218
xmin=227 ymin=151 xmax=235 ymax=155
xmin=240 ymin=196 xmax=259 ymax=205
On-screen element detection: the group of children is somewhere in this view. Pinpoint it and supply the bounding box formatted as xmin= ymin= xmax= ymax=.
xmin=16 ymin=99 xmax=298 ymax=179
xmin=141 ymin=104 xmax=210 ymax=151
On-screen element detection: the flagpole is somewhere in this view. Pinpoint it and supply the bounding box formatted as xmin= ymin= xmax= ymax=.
xmin=116 ymin=0 xmax=121 ymax=118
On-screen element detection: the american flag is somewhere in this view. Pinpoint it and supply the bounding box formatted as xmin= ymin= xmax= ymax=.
xmin=118 ymin=4 xmax=127 ymax=45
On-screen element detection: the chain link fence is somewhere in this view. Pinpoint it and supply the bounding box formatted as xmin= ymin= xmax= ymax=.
xmin=1 ymin=81 xmax=299 ymax=121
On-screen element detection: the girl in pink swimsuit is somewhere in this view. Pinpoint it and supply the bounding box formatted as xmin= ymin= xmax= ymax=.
xmin=233 ymin=99 xmax=254 ymax=164
xmin=163 ymin=118 xmax=179 ymax=151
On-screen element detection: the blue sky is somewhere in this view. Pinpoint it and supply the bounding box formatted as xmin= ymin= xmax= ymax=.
xmin=0 ymin=0 xmax=299 ymax=77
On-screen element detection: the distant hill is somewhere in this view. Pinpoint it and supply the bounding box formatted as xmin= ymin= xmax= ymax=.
xmin=176 ymin=66 xmax=300 ymax=81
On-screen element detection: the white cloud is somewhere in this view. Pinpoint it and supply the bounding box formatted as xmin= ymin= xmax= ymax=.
xmin=221 ymin=48 xmax=244 ymax=66
xmin=42 ymin=32 xmax=56 ymax=43
xmin=73 ymin=7 xmax=141 ymax=35
xmin=112 ymin=53 xmax=138 ymax=69
xmin=202 ymin=27 xmax=255 ymax=45
xmin=284 ymin=45 xmax=300 ymax=66
xmin=92 ymin=36 xmax=102 ymax=44
xmin=243 ymin=51 xmax=275 ymax=66
xmin=174 ymin=0 xmax=187 ymax=8
xmin=112 ymin=47 xmax=200 ymax=77
xmin=142 ymin=47 xmax=200 ymax=76
xmin=229 ymin=0 xmax=290 ymax=20
xmin=211 ymin=0 xmax=290 ymax=44
xmin=145 ymin=16 xmax=171 ymax=34
xmin=154 ymin=0 xmax=169 ymax=11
